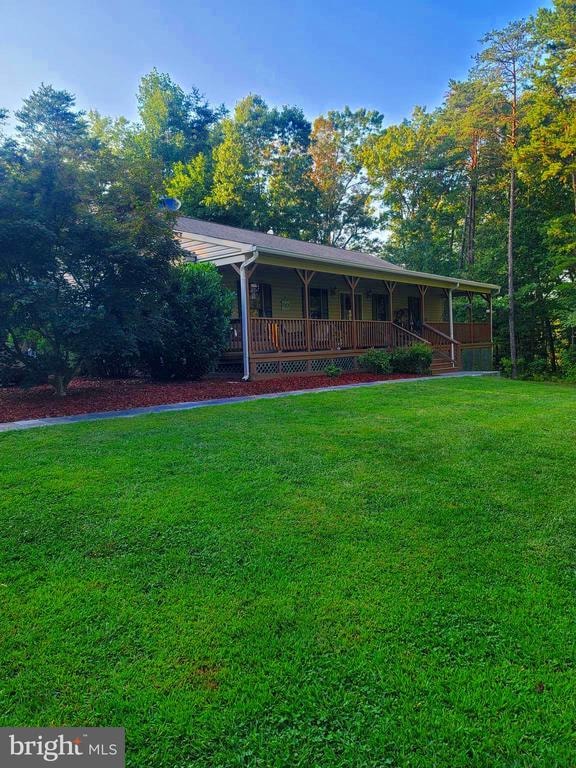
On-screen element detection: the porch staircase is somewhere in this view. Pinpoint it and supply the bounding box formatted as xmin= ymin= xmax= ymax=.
xmin=393 ymin=322 xmax=461 ymax=375
xmin=431 ymin=351 xmax=459 ymax=375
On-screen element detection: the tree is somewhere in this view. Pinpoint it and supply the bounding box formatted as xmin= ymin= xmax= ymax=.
xmin=206 ymin=94 xmax=312 ymax=232
xmin=309 ymin=107 xmax=383 ymax=249
xmin=133 ymin=69 xmax=223 ymax=174
xmin=141 ymin=262 xmax=233 ymax=381
xmin=0 ymin=85 xmax=180 ymax=395
xmin=165 ymin=153 xmax=211 ymax=219
xmin=519 ymin=0 xmax=576 ymax=330
xmin=362 ymin=107 xmax=464 ymax=273
xmin=440 ymin=79 xmax=507 ymax=267
xmin=474 ymin=20 xmax=536 ymax=377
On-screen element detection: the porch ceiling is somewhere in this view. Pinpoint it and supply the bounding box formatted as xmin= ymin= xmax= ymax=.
xmin=176 ymin=232 xmax=253 ymax=263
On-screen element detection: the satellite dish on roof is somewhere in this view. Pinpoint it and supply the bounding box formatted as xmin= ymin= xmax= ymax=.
xmin=158 ymin=196 xmax=182 ymax=212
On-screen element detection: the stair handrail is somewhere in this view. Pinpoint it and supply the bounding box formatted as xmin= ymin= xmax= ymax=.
xmin=422 ymin=322 xmax=461 ymax=346
xmin=422 ymin=323 xmax=462 ymax=367
xmin=390 ymin=323 xmax=433 ymax=347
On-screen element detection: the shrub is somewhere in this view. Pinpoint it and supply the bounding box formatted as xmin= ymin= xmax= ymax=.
xmin=500 ymin=356 xmax=560 ymax=381
xmin=324 ymin=363 xmax=343 ymax=378
xmin=560 ymin=347 xmax=576 ymax=383
xmin=390 ymin=343 xmax=433 ymax=375
xmin=499 ymin=357 xmax=514 ymax=377
xmin=357 ymin=348 xmax=392 ymax=374
xmin=142 ymin=262 xmax=233 ymax=381
xmin=524 ymin=357 xmax=550 ymax=380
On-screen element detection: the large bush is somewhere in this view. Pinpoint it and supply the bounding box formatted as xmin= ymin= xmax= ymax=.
xmin=390 ymin=343 xmax=433 ymax=374
xmin=358 ymin=348 xmax=392 ymax=374
xmin=142 ymin=262 xmax=233 ymax=381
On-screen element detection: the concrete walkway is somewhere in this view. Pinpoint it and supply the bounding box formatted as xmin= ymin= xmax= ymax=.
xmin=0 ymin=371 xmax=498 ymax=433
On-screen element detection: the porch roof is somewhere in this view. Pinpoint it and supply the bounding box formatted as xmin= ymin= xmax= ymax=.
xmin=175 ymin=216 xmax=499 ymax=294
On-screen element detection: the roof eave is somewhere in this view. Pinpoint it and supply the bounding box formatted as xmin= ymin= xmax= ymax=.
xmin=257 ymin=245 xmax=499 ymax=292
xmin=175 ymin=224 xmax=499 ymax=293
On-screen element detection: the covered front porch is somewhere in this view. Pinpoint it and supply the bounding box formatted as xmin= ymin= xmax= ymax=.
xmin=220 ymin=261 xmax=493 ymax=379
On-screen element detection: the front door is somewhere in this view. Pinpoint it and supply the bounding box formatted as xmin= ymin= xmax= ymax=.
xmin=371 ymin=294 xmax=389 ymax=322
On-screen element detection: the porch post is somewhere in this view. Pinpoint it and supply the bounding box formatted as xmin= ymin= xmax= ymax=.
xmin=296 ymin=269 xmax=315 ymax=352
xmin=448 ymin=288 xmax=455 ymax=364
xmin=417 ymin=284 xmax=428 ymax=327
xmin=467 ymin=291 xmax=475 ymax=343
xmin=344 ymin=276 xmax=359 ymax=349
xmin=384 ymin=281 xmax=396 ymax=322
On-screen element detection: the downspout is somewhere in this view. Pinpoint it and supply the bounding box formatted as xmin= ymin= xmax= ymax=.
xmin=449 ymin=282 xmax=459 ymax=366
xmin=240 ymin=250 xmax=258 ymax=380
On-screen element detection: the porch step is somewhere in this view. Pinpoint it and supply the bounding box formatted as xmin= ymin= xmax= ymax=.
xmin=431 ymin=362 xmax=459 ymax=374
xmin=430 ymin=350 xmax=458 ymax=375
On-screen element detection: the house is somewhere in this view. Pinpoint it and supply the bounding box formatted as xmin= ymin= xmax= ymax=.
xmin=176 ymin=217 xmax=499 ymax=380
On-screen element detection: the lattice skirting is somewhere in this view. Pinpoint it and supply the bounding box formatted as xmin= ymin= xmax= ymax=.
xmin=214 ymin=359 xmax=244 ymax=377
xmin=253 ymin=355 xmax=359 ymax=378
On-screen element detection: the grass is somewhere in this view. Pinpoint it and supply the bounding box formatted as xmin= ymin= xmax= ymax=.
xmin=1 ymin=376 xmax=575 ymax=767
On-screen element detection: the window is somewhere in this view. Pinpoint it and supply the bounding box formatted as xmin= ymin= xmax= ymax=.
xmin=308 ymin=287 xmax=329 ymax=319
xmin=371 ymin=294 xmax=389 ymax=321
xmin=340 ymin=293 xmax=362 ymax=320
xmin=249 ymin=282 xmax=272 ymax=317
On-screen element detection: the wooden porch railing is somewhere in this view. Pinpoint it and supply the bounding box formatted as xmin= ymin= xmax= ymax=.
xmin=430 ymin=322 xmax=491 ymax=344
xmin=249 ymin=318 xmax=393 ymax=353
xmin=356 ymin=320 xmax=394 ymax=349
xmin=310 ymin=319 xmax=354 ymax=350
xmin=251 ymin=318 xmax=308 ymax=353
xmin=224 ymin=318 xmax=467 ymax=365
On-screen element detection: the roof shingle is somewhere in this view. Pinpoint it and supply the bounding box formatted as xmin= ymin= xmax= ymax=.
xmin=176 ymin=216 xmax=403 ymax=272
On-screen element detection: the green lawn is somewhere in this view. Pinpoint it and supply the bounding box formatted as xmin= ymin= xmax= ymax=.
xmin=1 ymin=377 xmax=575 ymax=767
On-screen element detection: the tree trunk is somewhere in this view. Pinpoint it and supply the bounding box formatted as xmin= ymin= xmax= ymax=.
xmin=460 ymin=177 xmax=478 ymax=268
xmin=546 ymin=317 xmax=557 ymax=371
xmin=54 ymin=375 xmax=67 ymax=397
xmin=468 ymin=177 xmax=477 ymax=266
xmin=460 ymin=193 xmax=470 ymax=270
xmin=508 ymin=167 xmax=518 ymax=378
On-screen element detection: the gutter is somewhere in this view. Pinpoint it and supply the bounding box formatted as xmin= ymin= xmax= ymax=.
xmin=240 ymin=250 xmax=259 ymax=380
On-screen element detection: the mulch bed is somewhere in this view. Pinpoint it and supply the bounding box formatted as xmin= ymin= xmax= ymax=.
xmin=0 ymin=372 xmax=419 ymax=424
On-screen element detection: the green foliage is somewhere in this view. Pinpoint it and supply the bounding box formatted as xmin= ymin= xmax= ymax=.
xmin=323 ymin=363 xmax=343 ymax=378
xmin=205 ymin=95 xmax=313 ymax=233
xmin=134 ymin=69 xmax=222 ymax=174
xmin=361 ymin=3 xmax=575 ymax=370
xmin=560 ymin=346 xmax=576 ymax=381
xmin=499 ymin=353 xmax=576 ymax=382
xmin=357 ymin=348 xmax=393 ymax=374
xmin=165 ymin=154 xmax=210 ymax=218
xmin=309 ymin=107 xmax=383 ymax=248
xmin=0 ymin=85 xmax=179 ymax=395
xmin=141 ymin=263 xmax=233 ymax=381
xmin=390 ymin=343 xmax=433 ymax=374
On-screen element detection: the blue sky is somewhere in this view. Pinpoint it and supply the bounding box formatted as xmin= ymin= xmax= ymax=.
xmin=1 ymin=0 xmax=546 ymax=125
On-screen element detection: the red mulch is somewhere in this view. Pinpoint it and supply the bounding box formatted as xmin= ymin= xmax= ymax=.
xmin=0 ymin=372 xmax=419 ymax=424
